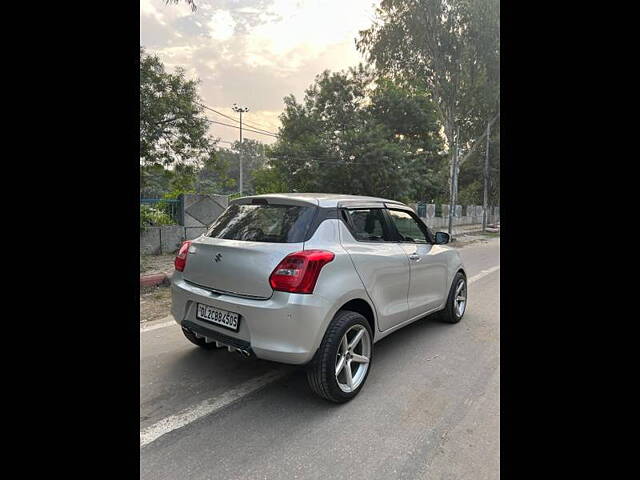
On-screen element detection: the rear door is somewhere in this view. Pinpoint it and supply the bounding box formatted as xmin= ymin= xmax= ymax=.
xmin=183 ymin=200 xmax=317 ymax=299
xmin=339 ymin=207 xmax=410 ymax=331
xmin=385 ymin=208 xmax=448 ymax=319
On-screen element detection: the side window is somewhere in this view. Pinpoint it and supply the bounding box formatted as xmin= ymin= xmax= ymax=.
xmin=343 ymin=208 xmax=390 ymax=242
xmin=387 ymin=209 xmax=430 ymax=244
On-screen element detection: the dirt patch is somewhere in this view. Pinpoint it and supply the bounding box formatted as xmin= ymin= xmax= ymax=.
xmin=451 ymin=232 xmax=500 ymax=248
xmin=140 ymin=254 xmax=175 ymax=275
xmin=140 ymin=286 xmax=172 ymax=324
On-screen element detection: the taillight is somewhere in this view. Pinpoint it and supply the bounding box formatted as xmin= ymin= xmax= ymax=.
xmin=269 ymin=250 xmax=335 ymax=294
xmin=174 ymin=241 xmax=192 ymax=272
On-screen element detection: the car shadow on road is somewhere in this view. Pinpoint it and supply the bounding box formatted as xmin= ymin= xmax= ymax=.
xmin=143 ymin=311 xmax=459 ymax=427
xmin=162 ymin=346 xmax=292 ymax=392
xmin=236 ymin=312 xmax=453 ymax=407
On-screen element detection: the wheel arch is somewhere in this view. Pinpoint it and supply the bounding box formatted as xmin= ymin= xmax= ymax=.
xmin=338 ymin=298 xmax=376 ymax=338
xmin=310 ymin=292 xmax=378 ymax=359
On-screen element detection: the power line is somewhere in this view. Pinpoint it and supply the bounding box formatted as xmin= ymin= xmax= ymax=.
xmin=199 ymin=103 xmax=239 ymax=123
xmin=205 ymin=119 xmax=278 ymax=138
xmin=241 ymin=117 xmax=278 ymax=135
xmin=199 ymin=103 xmax=279 ymax=136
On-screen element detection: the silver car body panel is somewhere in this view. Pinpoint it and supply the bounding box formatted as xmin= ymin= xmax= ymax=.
xmin=171 ymin=219 xmax=373 ymax=364
xmin=182 ymin=237 xmax=302 ymax=299
xmin=233 ymin=194 xmax=319 ymax=207
xmin=337 ymin=221 xmax=410 ymax=331
xmin=171 ymin=194 xmax=465 ymax=365
xmin=237 ymin=193 xmax=402 ymax=209
xmin=396 ymin=242 xmax=449 ymax=319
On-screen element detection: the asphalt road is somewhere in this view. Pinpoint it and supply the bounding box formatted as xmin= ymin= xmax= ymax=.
xmin=140 ymin=238 xmax=500 ymax=479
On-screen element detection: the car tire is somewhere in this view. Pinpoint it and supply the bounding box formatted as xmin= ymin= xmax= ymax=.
xmin=438 ymin=272 xmax=467 ymax=324
xmin=181 ymin=327 xmax=218 ymax=349
xmin=306 ymin=310 xmax=373 ymax=403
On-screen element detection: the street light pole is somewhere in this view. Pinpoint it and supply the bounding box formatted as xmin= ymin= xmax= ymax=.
xmin=232 ymin=103 xmax=249 ymax=195
xmin=448 ymin=125 xmax=460 ymax=237
xmin=482 ymin=119 xmax=491 ymax=231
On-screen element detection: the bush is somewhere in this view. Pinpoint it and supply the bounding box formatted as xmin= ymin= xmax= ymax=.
xmin=140 ymin=204 xmax=174 ymax=230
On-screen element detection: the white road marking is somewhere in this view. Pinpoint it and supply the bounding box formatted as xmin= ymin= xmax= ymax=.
xmin=140 ymin=369 xmax=286 ymax=448
xmin=139 ymin=263 xmax=500 ymax=448
xmin=140 ymin=316 xmax=176 ymax=333
xmin=468 ymin=265 xmax=500 ymax=285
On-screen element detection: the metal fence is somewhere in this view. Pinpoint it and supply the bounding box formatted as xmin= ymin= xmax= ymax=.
xmin=140 ymin=198 xmax=183 ymax=225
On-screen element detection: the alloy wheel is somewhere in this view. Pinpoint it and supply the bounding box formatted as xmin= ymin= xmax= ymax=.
xmin=335 ymin=324 xmax=371 ymax=393
xmin=454 ymin=279 xmax=467 ymax=317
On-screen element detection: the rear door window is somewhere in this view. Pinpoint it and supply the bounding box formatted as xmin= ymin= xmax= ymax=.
xmin=343 ymin=208 xmax=392 ymax=242
xmin=207 ymin=203 xmax=316 ymax=243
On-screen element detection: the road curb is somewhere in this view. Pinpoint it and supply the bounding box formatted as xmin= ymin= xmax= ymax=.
xmin=140 ymin=271 xmax=173 ymax=288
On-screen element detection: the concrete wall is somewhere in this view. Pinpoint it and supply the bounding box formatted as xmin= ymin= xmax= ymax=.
xmin=141 ymin=193 xmax=228 ymax=254
xmin=141 ymin=196 xmax=500 ymax=255
xmin=414 ymin=203 xmax=500 ymax=232
xmin=182 ymin=194 xmax=228 ymax=228
xmin=140 ymin=225 xmax=210 ymax=255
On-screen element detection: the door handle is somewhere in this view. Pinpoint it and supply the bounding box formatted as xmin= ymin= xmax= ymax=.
xmin=409 ymin=253 xmax=421 ymax=261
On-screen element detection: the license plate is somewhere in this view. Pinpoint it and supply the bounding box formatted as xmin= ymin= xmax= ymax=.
xmin=196 ymin=303 xmax=240 ymax=331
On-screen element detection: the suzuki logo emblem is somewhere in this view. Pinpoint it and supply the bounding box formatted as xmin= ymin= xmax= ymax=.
xmin=214 ymin=253 xmax=222 ymax=263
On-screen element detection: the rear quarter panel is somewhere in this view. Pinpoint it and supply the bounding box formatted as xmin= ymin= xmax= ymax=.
xmin=304 ymin=219 xmax=378 ymax=349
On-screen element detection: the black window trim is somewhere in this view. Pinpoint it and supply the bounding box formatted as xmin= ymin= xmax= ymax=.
xmin=339 ymin=207 xmax=397 ymax=243
xmin=384 ymin=208 xmax=435 ymax=244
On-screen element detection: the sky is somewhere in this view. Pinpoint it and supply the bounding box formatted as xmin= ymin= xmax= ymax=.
xmin=140 ymin=0 xmax=380 ymax=146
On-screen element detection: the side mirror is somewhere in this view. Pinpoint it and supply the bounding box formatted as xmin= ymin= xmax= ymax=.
xmin=435 ymin=231 xmax=450 ymax=244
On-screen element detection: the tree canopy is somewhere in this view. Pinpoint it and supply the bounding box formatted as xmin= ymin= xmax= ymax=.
xmin=357 ymin=0 xmax=500 ymax=204
xmin=163 ymin=0 xmax=196 ymax=11
xmin=358 ymin=0 xmax=500 ymax=146
xmin=141 ymin=139 xmax=270 ymax=199
xmin=257 ymin=66 xmax=446 ymax=203
xmin=141 ymin=0 xmax=500 ymax=207
xmin=140 ymin=47 xmax=215 ymax=166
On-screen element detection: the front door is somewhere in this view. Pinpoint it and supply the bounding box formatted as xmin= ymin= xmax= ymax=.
xmin=385 ymin=209 xmax=449 ymax=320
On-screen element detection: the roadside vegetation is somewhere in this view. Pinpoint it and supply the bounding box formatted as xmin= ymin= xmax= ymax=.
xmin=140 ymin=0 xmax=500 ymax=207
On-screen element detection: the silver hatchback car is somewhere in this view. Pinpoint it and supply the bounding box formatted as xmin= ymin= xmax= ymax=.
xmin=171 ymin=193 xmax=467 ymax=402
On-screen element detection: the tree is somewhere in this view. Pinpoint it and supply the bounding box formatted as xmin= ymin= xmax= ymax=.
xmin=216 ymin=139 xmax=268 ymax=195
xmin=163 ymin=0 xmax=196 ymax=11
xmin=253 ymin=165 xmax=289 ymax=195
xmin=140 ymin=47 xmax=215 ymax=166
xmin=263 ymin=66 xmax=444 ymax=202
xmin=457 ymin=120 xmax=500 ymax=205
xmin=357 ymin=0 xmax=500 ymax=200
xmin=140 ymin=163 xmax=173 ymax=198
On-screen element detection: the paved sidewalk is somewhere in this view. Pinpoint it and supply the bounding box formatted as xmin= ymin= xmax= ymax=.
xmin=444 ymin=223 xmax=499 ymax=236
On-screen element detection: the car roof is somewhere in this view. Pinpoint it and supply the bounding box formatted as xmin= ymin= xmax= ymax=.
xmin=233 ymin=193 xmax=408 ymax=208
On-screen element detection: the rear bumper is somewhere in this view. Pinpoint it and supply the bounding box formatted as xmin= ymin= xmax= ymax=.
xmin=170 ymin=273 xmax=334 ymax=365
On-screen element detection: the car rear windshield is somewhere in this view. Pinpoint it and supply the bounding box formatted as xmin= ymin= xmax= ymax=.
xmin=207 ymin=203 xmax=316 ymax=243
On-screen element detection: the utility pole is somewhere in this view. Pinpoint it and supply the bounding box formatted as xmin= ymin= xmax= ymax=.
xmin=482 ymin=119 xmax=491 ymax=231
xmin=448 ymin=125 xmax=460 ymax=237
xmin=232 ymin=103 xmax=249 ymax=195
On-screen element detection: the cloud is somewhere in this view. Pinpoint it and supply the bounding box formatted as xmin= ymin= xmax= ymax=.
xmin=140 ymin=0 xmax=165 ymax=25
xmin=207 ymin=10 xmax=236 ymax=41
xmin=141 ymin=0 xmax=381 ymax=144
